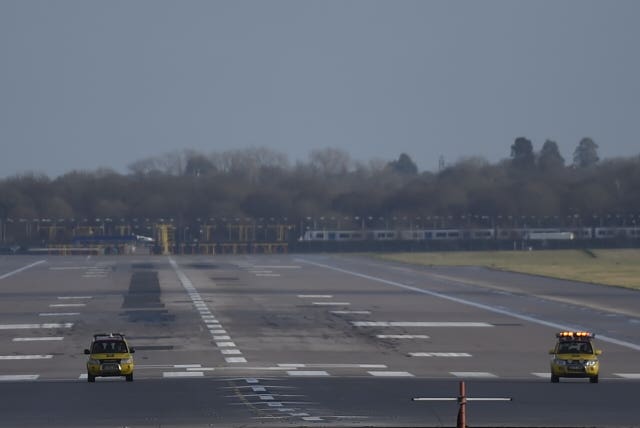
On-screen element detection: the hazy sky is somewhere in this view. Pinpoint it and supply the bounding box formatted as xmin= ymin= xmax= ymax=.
xmin=1 ymin=0 xmax=639 ymax=178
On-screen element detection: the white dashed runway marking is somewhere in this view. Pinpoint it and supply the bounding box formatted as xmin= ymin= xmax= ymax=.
xmin=12 ymin=337 xmax=64 ymax=342
xmin=225 ymin=357 xmax=248 ymax=363
xmin=0 ymin=323 xmax=73 ymax=330
xmin=451 ymin=372 xmax=498 ymax=378
xmin=49 ymin=303 xmax=85 ymax=307
xmin=352 ymin=321 xmax=493 ymax=327
xmin=39 ymin=313 xmax=80 ymax=317
xmin=614 ymin=373 xmax=640 ymax=379
xmin=312 ymin=302 xmax=350 ymax=306
xmin=377 ymin=334 xmax=430 ymax=339
xmin=367 ymin=371 xmax=414 ymax=377
xmin=170 ymin=258 xmax=247 ymax=365
xmin=163 ymin=372 xmax=204 ymax=378
xmin=287 ymin=371 xmax=330 ymax=377
xmin=278 ymin=363 xmax=387 ymax=369
xmin=532 ymin=373 xmax=551 ymax=378
xmin=409 ymin=352 xmax=471 ymax=357
xmin=0 ymin=355 xmax=53 ymax=360
xmin=331 ymin=310 xmax=371 ymax=315
xmin=0 ymin=375 xmax=39 ymax=381
xmin=57 ymin=296 xmax=92 ymax=300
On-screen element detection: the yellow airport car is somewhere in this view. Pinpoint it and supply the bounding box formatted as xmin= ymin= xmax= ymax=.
xmin=549 ymin=331 xmax=601 ymax=383
xmin=84 ymin=333 xmax=135 ymax=382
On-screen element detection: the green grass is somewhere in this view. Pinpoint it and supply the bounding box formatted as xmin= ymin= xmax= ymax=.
xmin=376 ymin=249 xmax=640 ymax=290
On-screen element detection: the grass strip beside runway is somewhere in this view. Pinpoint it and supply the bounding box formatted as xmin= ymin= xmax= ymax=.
xmin=377 ymin=249 xmax=640 ymax=290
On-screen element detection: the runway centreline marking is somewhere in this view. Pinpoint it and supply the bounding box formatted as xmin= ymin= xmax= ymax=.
xmin=57 ymin=296 xmax=92 ymax=299
xmin=297 ymin=258 xmax=640 ymax=352
xmin=353 ymin=321 xmax=492 ymax=327
xmin=278 ymin=363 xmax=387 ymax=368
xmin=49 ymin=303 xmax=85 ymax=307
xmin=614 ymin=373 xmax=640 ymax=379
xmin=0 ymin=375 xmax=39 ymax=381
xmin=409 ymin=352 xmax=472 ymax=357
xmin=0 ymin=355 xmax=53 ymax=360
xmin=368 ymin=371 xmax=414 ymax=377
xmin=332 ymin=310 xmax=371 ymax=315
xmin=377 ymin=335 xmax=430 ymax=339
xmin=312 ymin=302 xmax=351 ymax=306
xmin=0 ymin=260 xmax=46 ymax=280
xmin=0 ymin=323 xmax=73 ymax=330
xmin=451 ymin=371 xmax=498 ymax=378
xmin=13 ymin=337 xmax=64 ymax=341
xmin=39 ymin=312 xmax=80 ymax=316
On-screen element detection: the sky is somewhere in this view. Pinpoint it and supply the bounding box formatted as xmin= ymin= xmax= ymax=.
xmin=1 ymin=0 xmax=639 ymax=178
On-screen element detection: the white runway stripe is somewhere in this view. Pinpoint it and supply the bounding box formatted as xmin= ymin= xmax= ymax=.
xmin=532 ymin=373 xmax=551 ymax=378
xmin=226 ymin=357 xmax=248 ymax=363
xmin=287 ymin=371 xmax=330 ymax=377
xmin=0 ymin=323 xmax=73 ymax=330
xmin=278 ymin=363 xmax=387 ymax=369
xmin=57 ymin=296 xmax=92 ymax=300
xmin=0 ymin=375 xmax=39 ymax=381
xmin=49 ymin=303 xmax=85 ymax=307
xmin=0 ymin=260 xmax=46 ymax=280
xmin=614 ymin=373 xmax=640 ymax=379
xmin=163 ymin=372 xmax=204 ymax=378
xmin=451 ymin=372 xmax=498 ymax=378
xmin=0 ymin=355 xmax=53 ymax=360
xmin=331 ymin=311 xmax=371 ymax=315
xmin=353 ymin=321 xmax=493 ymax=327
xmin=368 ymin=371 xmax=414 ymax=377
xmin=39 ymin=313 xmax=80 ymax=317
xmin=377 ymin=335 xmax=430 ymax=339
xmin=13 ymin=337 xmax=64 ymax=342
xmin=312 ymin=302 xmax=350 ymax=306
xmin=409 ymin=352 xmax=471 ymax=357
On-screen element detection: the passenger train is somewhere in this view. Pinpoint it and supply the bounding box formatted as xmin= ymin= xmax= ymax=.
xmin=299 ymin=226 xmax=640 ymax=242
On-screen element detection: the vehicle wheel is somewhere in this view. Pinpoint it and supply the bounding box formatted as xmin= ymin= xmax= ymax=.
xmin=551 ymin=375 xmax=559 ymax=383
xmin=87 ymin=374 xmax=95 ymax=383
xmin=590 ymin=375 xmax=598 ymax=383
xmin=126 ymin=373 xmax=133 ymax=382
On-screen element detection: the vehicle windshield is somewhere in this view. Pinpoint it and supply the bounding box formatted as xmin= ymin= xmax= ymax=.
xmin=557 ymin=341 xmax=593 ymax=354
xmin=92 ymin=341 xmax=128 ymax=354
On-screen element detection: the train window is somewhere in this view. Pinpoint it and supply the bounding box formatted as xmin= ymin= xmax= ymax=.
xmin=435 ymin=232 xmax=446 ymax=238
xmin=447 ymin=232 xmax=460 ymax=238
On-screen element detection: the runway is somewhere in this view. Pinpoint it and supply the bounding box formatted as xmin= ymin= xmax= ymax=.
xmin=0 ymin=253 xmax=638 ymax=427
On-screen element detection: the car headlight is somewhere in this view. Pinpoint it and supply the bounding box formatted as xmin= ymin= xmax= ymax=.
xmin=553 ymin=358 xmax=568 ymax=366
xmin=121 ymin=357 xmax=133 ymax=364
xmin=87 ymin=358 xmax=100 ymax=366
xmin=584 ymin=360 xmax=598 ymax=367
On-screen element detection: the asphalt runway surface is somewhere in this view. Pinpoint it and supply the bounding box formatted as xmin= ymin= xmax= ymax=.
xmin=0 ymin=253 xmax=639 ymax=427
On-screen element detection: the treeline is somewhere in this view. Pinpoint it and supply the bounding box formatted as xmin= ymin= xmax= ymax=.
xmin=0 ymin=138 xmax=639 ymax=226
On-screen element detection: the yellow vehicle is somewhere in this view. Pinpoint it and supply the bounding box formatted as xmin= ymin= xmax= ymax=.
xmin=84 ymin=333 xmax=135 ymax=382
xmin=549 ymin=331 xmax=601 ymax=383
